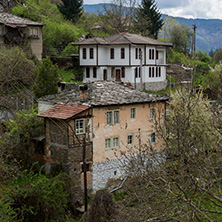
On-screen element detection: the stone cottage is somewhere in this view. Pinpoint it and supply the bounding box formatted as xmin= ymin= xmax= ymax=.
xmin=37 ymin=81 xmax=168 ymax=197
xmin=0 ymin=13 xmax=44 ymax=59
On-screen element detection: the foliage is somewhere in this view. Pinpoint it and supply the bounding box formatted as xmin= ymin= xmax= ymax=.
xmin=0 ymin=108 xmax=44 ymax=169
xmin=82 ymin=189 xmax=126 ymax=222
xmin=120 ymin=89 xmax=222 ymax=221
xmin=100 ymin=0 xmax=137 ymax=34
xmin=12 ymin=0 xmax=84 ymax=56
xmin=0 ymin=170 xmax=70 ymax=222
xmin=135 ymin=0 xmax=163 ymax=38
xmin=57 ymin=0 xmax=83 ymax=23
xmin=161 ymin=16 xmax=193 ymax=53
xmin=167 ymin=48 xmax=193 ymax=66
xmin=203 ymin=63 xmax=222 ymax=103
xmin=213 ymin=48 xmax=222 ymax=64
xmin=33 ymin=56 xmax=59 ymax=98
xmin=0 ymin=46 xmax=36 ymax=94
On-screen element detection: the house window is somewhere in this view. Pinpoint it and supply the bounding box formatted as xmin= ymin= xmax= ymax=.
xmin=75 ymin=119 xmax=85 ymax=135
xmin=114 ymin=110 xmax=120 ymax=124
xmin=151 ymin=132 xmax=156 ymax=144
xmin=156 ymin=50 xmax=159 ymax=60
xmin=121 ymin=48 xmax=125 ymax=59
xmin=130 ymin=108 xmax=136 ymax=119
xmin=149 ymin=67 xmax=152 ymax=78
xmin=110 ymin=48 xmax=114 ymax=59
xmin=156 ymin=67 xmax=159 ymax=78
xmin=127 ymin=134 xmax=134 ymax=145
xmin=83 ymin=48 xmax=86 ymax=59
xmin=93 ymin=67 xmax=97 ymax=78
xmin=105 ymin=138 xmax=111 ymax=149
xmin=150 ymin=107 xmax=156 ymax=120
xmin=30 ymin=27 xmax=38 ymax=38
xmin=106 ymin=111 xmax=112 ymax=124
xmin=121 ymin=67 xmax=125 ymax=78
xmin=106 ymin=110 xmax=120 ymax=124
xmin=135 ymin=67 xmax=138 ymax=78
xmin=90 ymin=48 xmax=94 ymax=59
xmin=135 ymin=48 xmax=138 ymax=59
xmin=113 ymin=137 xmax=119 ymax=148
xmin=159 ymin=67 xmax=161 ymax=77
xmin=149 ymin=49 xmax=154 ymax=60
xmin=86 ymin=67 xmax=90 ymax=78
xmin=152 ymin=67 xmax=155 ymax=77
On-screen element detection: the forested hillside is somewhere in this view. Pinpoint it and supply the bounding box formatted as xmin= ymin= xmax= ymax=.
xmin=83 ymin=3 xmax=222 ymax=53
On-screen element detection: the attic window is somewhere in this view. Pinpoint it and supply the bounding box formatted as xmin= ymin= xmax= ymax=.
xmin=30 ymin=27 xmax=39 ymax=38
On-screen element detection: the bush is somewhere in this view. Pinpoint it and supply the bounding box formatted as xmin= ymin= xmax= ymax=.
xmin=33 ymin=56 xmax=59 ymax=98
xmin=0 ymin=170 xmax=70 ymax=222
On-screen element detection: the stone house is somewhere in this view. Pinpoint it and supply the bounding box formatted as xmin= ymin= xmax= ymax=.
xmin=37 ymin=81 xmax=168 ymax=196
xmin=0 ymin=13 xmax=44 ymax=59
xmin=72 ymin=33 xmax=172 ymax=91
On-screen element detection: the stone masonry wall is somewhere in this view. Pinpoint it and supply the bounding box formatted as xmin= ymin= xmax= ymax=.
xmin=92 ymin=158 xmax=124 ymax=191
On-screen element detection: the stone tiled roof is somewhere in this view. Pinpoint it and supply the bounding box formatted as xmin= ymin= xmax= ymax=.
xmin=38 ymin=81 xmax=169 ymax=107
xmin=73 ymin=33 xmax=172 ymax=47
xmin=0 ymin=13 xmax=44 ymax=26
xmin=38 ymin=103 xmax=90 ymax=119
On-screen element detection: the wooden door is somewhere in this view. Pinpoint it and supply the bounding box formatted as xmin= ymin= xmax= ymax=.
xmin=103 ymin=69 xmax=107 ymax=80
xmin=116 ymin=69 xmax=121 ymax=81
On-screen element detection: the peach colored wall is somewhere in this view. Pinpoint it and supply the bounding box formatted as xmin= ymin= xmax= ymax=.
xmin=92 ymin=102 xmax=166 ymax=163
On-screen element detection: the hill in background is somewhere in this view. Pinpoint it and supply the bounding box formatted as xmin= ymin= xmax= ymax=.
xmin=83 ymin=4 xmax=222 ymax=53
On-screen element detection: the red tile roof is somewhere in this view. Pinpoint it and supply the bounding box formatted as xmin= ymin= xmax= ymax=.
xmin=38 ymin=104 xmax=90 ymax=119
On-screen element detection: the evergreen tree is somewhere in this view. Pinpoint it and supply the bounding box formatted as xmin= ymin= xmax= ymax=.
xmin=33 ymin=57 xmax=59 ymax=98
xmin=57 ymin=0 xmax=83 ymax=22
xmin=135 ymin=0 xmax=163 ymax=39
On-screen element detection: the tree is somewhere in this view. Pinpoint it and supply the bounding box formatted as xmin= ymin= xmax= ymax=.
xmin=33 ymin=56 xmax=59 ymax=98
xmin=0 ymin=170 xmax=70 ymax=222
xmin=161 ymin=16 xmax=193 ymax=53
xmin=0 ymin=108 xmax=44 ymax=169
xmin=119 ymin=89 xmax=222 ymax=221
xmin=100 ymin=0 xmax=138 ymax=34
xmin=135 ymin=0 xmax=163 ymax=38
xmin=0 ymin=47 xmax=36 ymax=94
xmin=203 ymin=63 xmax=222 ymax=103
xmin=213 ymin=48 xmax=222 ymax=64
xmin=57 ymin=0 xmax=83 ymax=23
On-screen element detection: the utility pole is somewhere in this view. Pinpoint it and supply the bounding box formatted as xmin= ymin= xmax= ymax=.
xmin=139 ymin=50 xmax=143 ymax=91
xmin=192 ymin=24 xmax=197 ymax=55
xmin=83 ymin=136 xmax=88 ymax=212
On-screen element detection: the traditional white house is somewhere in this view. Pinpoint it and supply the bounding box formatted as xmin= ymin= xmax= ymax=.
xmin=73 ymin=33 xmax=172 ymax=91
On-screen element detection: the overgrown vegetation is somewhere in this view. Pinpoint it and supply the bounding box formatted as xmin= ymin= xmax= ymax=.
xmin=33 ymin=56 xmax=59 ymax=98
xmin=0 ymin=169 xmax=70 ymax=222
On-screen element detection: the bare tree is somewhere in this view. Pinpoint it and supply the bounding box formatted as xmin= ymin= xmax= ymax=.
xmin=119 ymin=89 xmax=222 ymax=221
xmin=99 ymin=0 xmax=138 ymax=34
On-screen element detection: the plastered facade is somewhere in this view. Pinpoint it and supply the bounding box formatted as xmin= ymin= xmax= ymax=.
xmin=92 ymin=102 xmax=166 ymax=164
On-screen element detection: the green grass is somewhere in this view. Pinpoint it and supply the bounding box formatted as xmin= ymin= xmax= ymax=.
xmin=59 ymin=70 xmax=74 ymax=82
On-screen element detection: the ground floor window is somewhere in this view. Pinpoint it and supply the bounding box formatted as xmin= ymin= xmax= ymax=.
xmin=151 ymin=132 xmax=156 ymax=144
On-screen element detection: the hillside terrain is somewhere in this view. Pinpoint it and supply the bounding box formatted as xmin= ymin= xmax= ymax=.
xmin=83 ymin=3 xmax=222 ymax=53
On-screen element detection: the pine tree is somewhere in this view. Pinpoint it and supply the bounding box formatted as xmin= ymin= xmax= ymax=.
xmin=57 ymin=0 xmax=83 ymax=23
xmin=135 ymin=0 xmax=163 ymax=39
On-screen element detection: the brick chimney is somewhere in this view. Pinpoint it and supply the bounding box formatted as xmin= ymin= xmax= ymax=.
xmin=79 ymin=84 xmax=88 ymax=102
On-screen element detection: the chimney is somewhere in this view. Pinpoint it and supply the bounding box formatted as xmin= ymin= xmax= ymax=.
xmin=79 ymin=84 xmax=88 ymax=102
